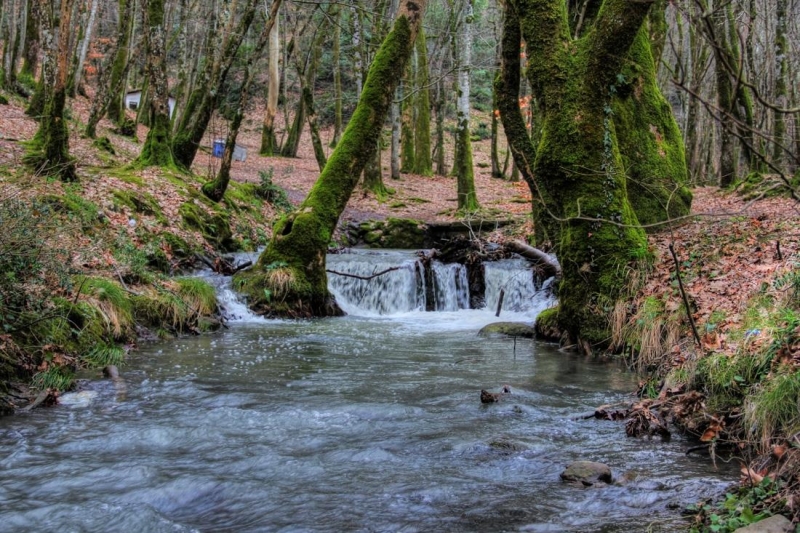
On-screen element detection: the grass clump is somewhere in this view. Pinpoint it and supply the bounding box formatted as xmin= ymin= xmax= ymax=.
xmin=81 ymin=342 xmax=126 ymax=368
xmin=76 ymin=276 xmax=133 ymax=339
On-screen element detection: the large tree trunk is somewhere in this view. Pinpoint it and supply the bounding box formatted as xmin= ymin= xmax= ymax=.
xmin=501 ymin=0 xmax=656 ymax=349
xmin=135 ymin=0 xmax=175 ymax=168
xmin=412 ymin=26 xmax=432 ymax=176
xmin=105 ymin=0 xmax=133 ymax=125
xmin=260 ymin=9 xmax=280 ymax=155
xmin=235 ymin=0 xmax=428 ymax=317
xmin=24 ymin=0 xmax=77 ymax=181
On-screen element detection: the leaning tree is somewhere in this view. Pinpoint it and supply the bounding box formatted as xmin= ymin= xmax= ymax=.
xmin=498 ymin=0 xmax=691 ymax=350
xmin=235 ymin=0 xmax=428 ymax=317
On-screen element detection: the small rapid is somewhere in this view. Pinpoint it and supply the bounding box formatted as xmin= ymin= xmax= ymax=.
xmin=0 ymin=250 xmax=736 ymax=532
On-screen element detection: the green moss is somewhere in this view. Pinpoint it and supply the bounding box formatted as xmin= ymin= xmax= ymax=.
xmin=0 ymin=94 xmax=8 ymax=105
xmin=534 ymin=307 xmax=562 ymax=341
xmin=92 ymin=136 xmax=116 ymax=155
xmin=179 ymin=201 xmax=239 ymax=252
xmin=112 ymin=189 xmax=167 ymax=223
xmin=612 ymin=26 xmax=692 ymax=228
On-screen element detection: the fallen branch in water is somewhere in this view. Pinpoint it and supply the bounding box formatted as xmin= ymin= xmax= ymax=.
xmin=326 ymin=266 xmax=401 ymax=281
xmin=504 ymin=240 xmax=561 ymax=278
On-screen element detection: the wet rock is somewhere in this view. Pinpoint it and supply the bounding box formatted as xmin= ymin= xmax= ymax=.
xmin=481 ymin=386 xmax=511 ymax=403
xmin=733 ymin=515 xmax=793 ymax=533
xmin=58 ymin=390 xmax=99 ymax=408
xmin=478 ymin=322 xmax=535 ymax=338
xmin=560 ymin=461 xmax=613 ymax=486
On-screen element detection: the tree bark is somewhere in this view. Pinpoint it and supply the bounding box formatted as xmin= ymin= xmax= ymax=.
xmin=260 ymin=8 xmax=281 ymax=155
xmin=70 ymin=0 xmax=99 ymax=97
xmin=20 ymin=0 xmax=39 ymax=78
xmin=412 ymin=26 xmax=432 ymax=176
xmin=453 ymin=0 xmax=478 ymax=211
xmin=105 ymin=0 xmax=133 ymax=125
xmin=501 ymin=0 xmax=657 ymax=347
xmin=236 ymin=0 xmax=428 ymax=317
xmin=24 ymin=0 xmax=77 ymax=181
xmin=135 ymin=0 xmax=175 ymax=168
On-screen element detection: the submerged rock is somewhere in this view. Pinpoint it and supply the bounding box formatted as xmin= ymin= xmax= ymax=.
xmin=478 ymin=322 xmax=535 ymax=338
xmin=560 ymin=461 xmax=613 ymax=486
xmin=58 ymin=390 xmax=99 ymax=408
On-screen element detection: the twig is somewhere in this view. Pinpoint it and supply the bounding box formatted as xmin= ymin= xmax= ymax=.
xmin=495 ymin=288 xmax=505 ymax=317
xmin=776 ymin=241 xmax=783 ymax=260
xmin=326 ymin=266 xmax=401 ymax=281
xmin=669 ymin=243 xmax=702 ymax=348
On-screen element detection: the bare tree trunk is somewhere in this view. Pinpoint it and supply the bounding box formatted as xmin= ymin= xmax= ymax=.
xmin=331 ymin=6 xmax=342 ymax=147
xmin=453 ymin=0 xmax=478 ymax=211
xmin=70 ymin=0 xmax=99 ymax=96
xmin=772 ymin=0 xmax=788 ymax=168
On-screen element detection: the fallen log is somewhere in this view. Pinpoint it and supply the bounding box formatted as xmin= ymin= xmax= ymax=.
xmin=504 ymin=240 xmax=561 ymax=278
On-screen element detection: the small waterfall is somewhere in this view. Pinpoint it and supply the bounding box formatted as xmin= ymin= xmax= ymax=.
xmin=203 ymin=275 xmax=267 ymax=323
xmin=208 ymin=249 xmax=556 ymax=320
xmin=484 ymin=258 xmax=554 ymax=315
xmin=430 ymin=261 xmax=470 ymax=311
xmin=327 ymin=250 xmax=425 ymax=315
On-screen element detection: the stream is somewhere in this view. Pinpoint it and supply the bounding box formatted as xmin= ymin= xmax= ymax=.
xmin=0 ymin=250 xmax=736 ymax=532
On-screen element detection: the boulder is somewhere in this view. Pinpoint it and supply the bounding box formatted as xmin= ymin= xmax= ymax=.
xmin=560 ymin=461 xmax=613 ymax=486
xmin=733 ymin=515 xmax=793 ymax=533
xmin=478 ymin=322 xmax=536 ymax=338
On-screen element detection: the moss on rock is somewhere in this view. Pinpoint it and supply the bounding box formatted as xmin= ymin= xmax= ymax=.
xmin=478 ymin=322 xmax=536 ymax=338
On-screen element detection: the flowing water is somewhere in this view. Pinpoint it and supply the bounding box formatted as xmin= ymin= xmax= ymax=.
xmin=0 ymin=251 xmax=735 ymax=532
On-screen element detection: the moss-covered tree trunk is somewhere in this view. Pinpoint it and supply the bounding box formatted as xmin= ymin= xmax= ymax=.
xmin=20 ymin=0 xmax=39 ymax=78
xmin=412 ymin=26 xmax=432 ymax=176
xmin=236 ymin=0 xmax=428 ymax=317
xmin=23 ymin=0 xmax=77 ymax=182
xmin=260 ymin=10 xmax=280 ymax=155
xmin=85 ymin=0 xmax=134 ymax=138
xmin=135 ymin=0 xmax=175 ymax=168
xmin=105 ymin=0 xmax=132 ymax=126
xmin=501 ymin=0 xmax=658 ymax=349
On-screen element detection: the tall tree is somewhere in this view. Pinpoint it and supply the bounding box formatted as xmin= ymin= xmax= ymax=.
xmin=451 ymin=0 xmax=479 ymax=211
xmin=172 ymin=0 xmax=258 ymax=169
xmin=135 ymin=0 xmax=174 ymax=167
xmin=499 ymin=0 xmax=666 ymax=349
xmin=203 ymin=0 xmax=282 ymax=201
xmin=260 ymin=6 xmax=281 ymax=155
xmin=24 ymin=0 xmax=78 ymax=181
xmin=236 ymin=0 xmax=428 ymax=317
